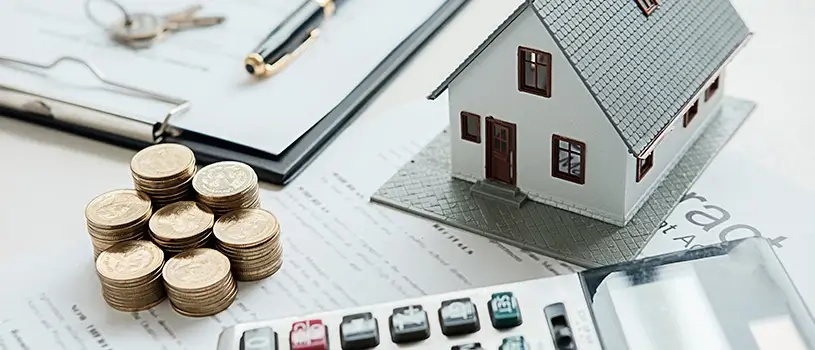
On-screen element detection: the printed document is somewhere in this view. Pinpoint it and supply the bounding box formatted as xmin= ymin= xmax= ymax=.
xmin=641 ymin=150 xmax=815 ymax=312
xmin=0 ymin=0 xmax=448 ymax=154
xmin=0 ymin=100 xmax=579 ymax=350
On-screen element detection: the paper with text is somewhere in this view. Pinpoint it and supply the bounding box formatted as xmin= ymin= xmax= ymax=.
xmin=0 ymin=0 xmax=447 ymax=154
xmin=0 ymin=99 xmax=579 ymax=350
xmin=640 ymin=148 xmax=815 ymax=312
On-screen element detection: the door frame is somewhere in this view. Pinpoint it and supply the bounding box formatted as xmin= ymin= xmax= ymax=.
xmin=484 ymin=117 xmax=517 ymax=186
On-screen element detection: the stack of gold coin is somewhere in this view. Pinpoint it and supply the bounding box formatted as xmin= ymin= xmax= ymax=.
xmin=85 ymin=189 xmax=153 ymax=259
xmin=96 ymin=240 xmax=166 ymax=312
xmin=214 ymin=208 xmax=283 ymax=281
xmin=148 ymin=201 xmax=215 ymax=255
xmin=192 ymin=161 xmax=260 ymax=216
xmin=131 ymin=143 xmax=197 ymax=207
xmin=162 ymin=248 xmax=237 ymax=317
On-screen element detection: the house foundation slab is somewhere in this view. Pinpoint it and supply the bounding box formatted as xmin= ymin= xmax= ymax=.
xmin=371 ymin=96 xmax=756 ymax=267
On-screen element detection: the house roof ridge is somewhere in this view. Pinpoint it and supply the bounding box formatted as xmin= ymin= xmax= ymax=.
xmin=428 ymin=0 xmax=750 ymax=156
xmin=528 ymin=0 xmax=636 ymax=154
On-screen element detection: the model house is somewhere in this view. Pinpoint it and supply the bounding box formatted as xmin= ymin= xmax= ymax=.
xmin=427 ymin=0 xmax=751 ymax=226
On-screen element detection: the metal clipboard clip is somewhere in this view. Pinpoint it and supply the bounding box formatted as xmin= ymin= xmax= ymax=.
xmin=0 ymin=55 xmax=189 ymax=143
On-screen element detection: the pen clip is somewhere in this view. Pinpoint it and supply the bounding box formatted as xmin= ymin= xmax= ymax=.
xmin=264 ymin=28 xmax=321 ymax=77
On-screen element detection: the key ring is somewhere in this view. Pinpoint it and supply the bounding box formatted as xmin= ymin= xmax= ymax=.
xmin=85 ymin=0 xmax=133 ymax=29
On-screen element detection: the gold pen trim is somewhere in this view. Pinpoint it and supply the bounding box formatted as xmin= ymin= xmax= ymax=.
xmin=246 ymin=1 xmax=332 ymax=78
xmin=264 ymin=28 xmax=321 ymax=77
xmin=244 ymin=53 xmax=267 ymax=76
xmin=316 ymin=0 xmax=336 ymax=18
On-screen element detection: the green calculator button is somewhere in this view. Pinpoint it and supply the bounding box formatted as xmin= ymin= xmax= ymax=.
xmin=500 ymin=336 xmax=527 ymax=349
xmin=488 ymin=292 xmax=522 ymax=329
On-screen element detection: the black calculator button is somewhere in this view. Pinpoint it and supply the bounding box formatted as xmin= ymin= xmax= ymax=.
xmin=438 ymin=298 xmax=480 ymax=336
xmin=500 ymin=336 xmax=527 ymax=349
xmin=488 ymin=292 xmax=523 ymax=329
xmin=340 ymin=312 xmax=380 ymax=349
xmin=452 ymin=342 xmax=483 ymax=349
xmin=240 ymin=327 xmax=278 ymax=350
xmin=388 ymin=305 xmax=431 ymax=343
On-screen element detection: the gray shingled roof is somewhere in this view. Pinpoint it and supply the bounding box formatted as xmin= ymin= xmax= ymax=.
xmin=429 ymin=0 xmax=751 ymax=156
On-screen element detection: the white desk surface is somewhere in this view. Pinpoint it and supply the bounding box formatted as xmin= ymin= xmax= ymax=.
xmin=0 ymin=0 xmax=812 ymax=300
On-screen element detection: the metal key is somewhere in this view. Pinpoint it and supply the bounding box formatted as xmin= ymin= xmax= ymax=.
xmin=110 ymin=5 xmax=225 ymax=47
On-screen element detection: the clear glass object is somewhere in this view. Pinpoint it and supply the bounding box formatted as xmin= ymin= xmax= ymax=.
xmin=581 ymin=237 xmax=815 ymax=350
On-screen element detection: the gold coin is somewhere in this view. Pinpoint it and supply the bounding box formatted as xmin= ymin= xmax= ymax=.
xmin=213 ymin=209 xmax=278 ymax=247
xmin=216 ymin=243 xmax=276 ymax=258
xmin=134 ymin=176 xmax=194 ymax=194
xmin=163 ymin=248 xmax=230 ymax=290
xmin=85 ymin=190 xmax=151 ymax=228
xmin=149 ymin=201 xmax=214 ymax=240
xmin=130 ymin=144 xmax=195 ymax=180
xmin=171 ymin=285 xmax=237 ymax=318
xmin=103 ymin=295 xmax=166 ymax=313
xmin=233 ymin=257 xmax=283 ymax=281
xmin=96 ymin=240 xmax=164 ymax=281
xmin=165 ymin=274 xmax=233 ymax=301
xmin=192 ymin=162 xmax=256 ymax=197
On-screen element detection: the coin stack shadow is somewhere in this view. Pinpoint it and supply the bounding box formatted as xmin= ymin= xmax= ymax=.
xmin=163 ymin=248 xmax=238 ymax=317
xmin=85 ymin=189 xmax=153 ymax=260
xmin=214 ymin=208 xmax=283 ymax=281
xmin=193 ymin=161 xmax=261 ymax=217
xmin=148 ymin=201 xmax=215 ymax=255
xmin=96 ymin=240 xmax=166 ymax=312
xmin=131 ymin=144 xmax=197 ymax=207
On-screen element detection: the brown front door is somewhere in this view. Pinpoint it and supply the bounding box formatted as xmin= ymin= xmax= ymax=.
xmin=485 ymin=117 xmax=516 ymax=185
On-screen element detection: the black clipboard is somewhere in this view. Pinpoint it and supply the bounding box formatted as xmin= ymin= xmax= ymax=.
xmin=0 ymin=0 xmax=469 ymax=185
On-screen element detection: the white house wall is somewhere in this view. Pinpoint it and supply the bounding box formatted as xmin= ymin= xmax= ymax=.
xmin=623 ymin=71 xmax=727 ymax=221
xmin=447 ymin=8 xmax=629 ymax=224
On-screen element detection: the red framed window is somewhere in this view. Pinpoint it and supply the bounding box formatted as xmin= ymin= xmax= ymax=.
xmin=635 ymin=0 xmax=659 ymax=16
xmin=518 ymin=47 xmax=552 ymax=98
xmin=705 ymin=77 xmax=720 ymax=101
xmin=636 ymin=152 xmax=654 ymax=182
xmin=460 ymin=111 xmax=481 ymax=143
xmin=683 ymin=100 xmax=699 ymax=127
xmin=551 ymin=135 xmax=585 ymax=185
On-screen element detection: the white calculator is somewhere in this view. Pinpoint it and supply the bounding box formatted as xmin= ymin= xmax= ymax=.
xmin=217 ymin=237 xmax=815 ymax=349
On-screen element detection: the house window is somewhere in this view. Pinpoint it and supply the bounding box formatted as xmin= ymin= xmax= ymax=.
xmin=705 ymin=77 xmax=720 ymax=101
xmin=551 ymin=135 xmax=585 ymax=185
xmin=636 ymin=152 xmax=654 ymax=182
xmin=518 ymin=47 xmax=552 ymax=98
xmin=683 ymin=100 xmax=699 ymax=127
xmin=635 ymin=0 xmax=659 ymax=16
xmin=460 ymin=111 xmax=481 ymax=143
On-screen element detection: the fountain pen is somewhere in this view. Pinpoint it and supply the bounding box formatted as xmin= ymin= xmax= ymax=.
xmin=244 ymin=0 xmax=345 ymax=77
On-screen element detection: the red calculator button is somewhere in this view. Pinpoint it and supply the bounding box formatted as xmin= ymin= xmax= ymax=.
xmin=289 ymin=319 xmax=328 ymax=350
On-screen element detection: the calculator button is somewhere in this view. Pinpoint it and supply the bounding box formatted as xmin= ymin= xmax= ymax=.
xmin=289 ymin=319 xmax=328 ymax=350
xmin=240 ymin=327 xmax=278 ymax=350
xmin=438 ymin=298 xmax=480 ymax=336
xmin=340 ymin=312 xmax=380 ymax=349
xmin=500 ymin=336 xmax=527 ymax=350
xmin=452 ymin=342 xmax=483 ymax=349
xmin=388 ymin=305 xmax=431 ymax=343
xmin=488 ymin=292 xmax=523 ymax=329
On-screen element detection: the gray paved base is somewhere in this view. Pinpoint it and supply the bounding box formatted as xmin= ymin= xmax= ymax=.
xmin=371 ymin=97 xmax=756 ymax=267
